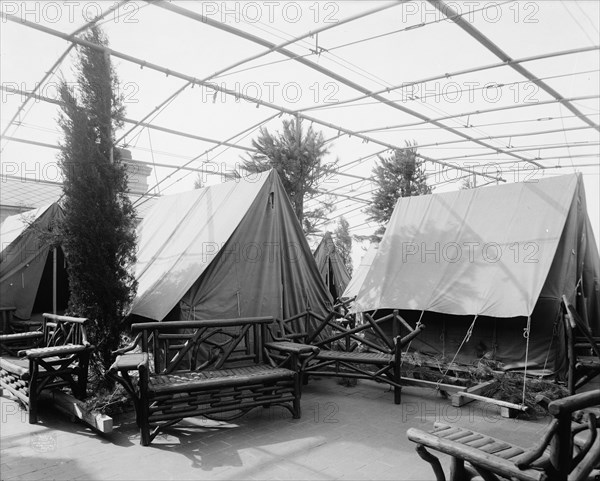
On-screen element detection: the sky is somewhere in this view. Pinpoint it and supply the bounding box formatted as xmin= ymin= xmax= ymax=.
xmin=1 ymin=0 xmax=599 ymax=267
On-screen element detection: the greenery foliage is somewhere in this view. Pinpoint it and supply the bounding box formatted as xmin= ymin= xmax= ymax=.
xmin=334 ymin=217 xmax=353 ymax=276
xmin=57 ymin=27 xmax=137 ymax=373
xmin=366 ymin=143 xmax=432 ymax=237
xmin=243 ymin=117 xmax=337 ymax=235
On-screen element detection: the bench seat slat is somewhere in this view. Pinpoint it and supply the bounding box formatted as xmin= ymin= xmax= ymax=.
xmin=148 ymin=365 xmax=295 ymax=394
xmin=466 ymin=437 xmax=496 ymax=449
xmin=0 ymin=356 xmax=30 ymax=378
xmin=433 ymin=427 xmax=464 ymax=439
xmin=445 ymin=430 xmax=474 ymax=441
xmin=430 ymin=424 xmax=454 ymax=435
xmin=479 ymin=441 xmax=513 ymax=454
xmin=316 ymin=350 xmax=392 ymax=364
xmin=456 ymin=433 xmax=485 ymax=445
xmin=495 ymin=446 xmax=526 ymax=459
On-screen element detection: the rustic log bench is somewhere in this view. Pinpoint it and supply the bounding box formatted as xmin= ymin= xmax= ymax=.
xmin=562 ymin=296 xmax=600 ymax=395
xmin=0 ymin=313 xmax=93 ymax=423
xmin=407 ymin=390 xmax=600 ymax=481
xmin=276 ymin=308 xmax=424 ymax=404
xmin=108 ymin=317 xmax=318 ymax=446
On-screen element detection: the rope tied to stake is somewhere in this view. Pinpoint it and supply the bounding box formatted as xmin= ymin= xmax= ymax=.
xmin=521 ymin=315 xmax=532 ymax=407
xmin=435 ymin=315 xmax=478 ymax=391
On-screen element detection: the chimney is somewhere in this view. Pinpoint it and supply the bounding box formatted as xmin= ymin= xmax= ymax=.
xmin=118 ymin=148 xmax=153 ymax=194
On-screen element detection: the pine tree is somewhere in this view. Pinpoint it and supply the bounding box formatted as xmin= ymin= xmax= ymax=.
xmin=57 ymin=27 xmax=137 ymax=374
xmin=334 ymin=217 xmax=353 ymax=276
xmin=243 ymin=117 xmax=337 ymax=235
xmin=461 ymin=175 xmax=476 ymax=189
xmin=193 ymin=172 xmax=204 ymax=189
xmin=365 ymin=143 xmax=432 ymax=236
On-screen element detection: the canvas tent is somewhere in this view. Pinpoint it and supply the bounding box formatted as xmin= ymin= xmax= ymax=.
xmin=130 ymin=169 xmax=333 ymax=322
xmin=0 ymin=203 xmax=69 ymax=321
xmin=313 ymin=232 xmax=351 ymax=302
xmin=342 ymin=241 xmax=379 ymax=301
xmin=352 ymin=173 xmax=600 ymax=375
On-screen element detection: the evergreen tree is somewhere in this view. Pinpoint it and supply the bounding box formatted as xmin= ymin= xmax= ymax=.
xmin=365 ymin=142 xmax=431 ymax=236
xmin=57 ymin=27 xmax=137 ymax=374
xmin=334 ymin=217 xmax=353 ymax=276
xmin=461 ymin=175 xmax=476 ymax=189
xmin=193 ymin=172 xmax=204 ymax=189
xmin=243 ymin=117 xmax=337 ymax=235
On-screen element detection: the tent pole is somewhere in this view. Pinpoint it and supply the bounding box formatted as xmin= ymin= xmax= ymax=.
xmin=578 ymin=283 xmax=590 ymax=327
xmin=53 ymin=248 xmax=57 ymax=314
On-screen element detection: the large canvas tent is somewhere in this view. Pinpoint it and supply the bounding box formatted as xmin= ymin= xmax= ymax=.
xmin=0 ymin=203 xmax=69 ymax=321
xmin=313 ymin=232 xmax=351 ymax=302
xmin=352 ymin=173 xmax=600 ymax=375
xmin=342 ymin=241 xmax=379 ymax=301
xmin=130 ymin=169 xmax=333 ymax=322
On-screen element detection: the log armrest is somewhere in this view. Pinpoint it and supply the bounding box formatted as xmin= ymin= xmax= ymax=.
xmin=265 ymin=341 xmax=319 ymax=357
xmin=107 ymin=352 xmax=150 ymax=427
xmin=18 ymin=343 xmax=92 ymax=359
xmin=265 ymin=341 xmax=320 ymax=372
xmin=0 ymin=332 xmax=44 ymax=343
xmin=109 ymin=352 xmax=149 ymax=373
xmin=395 ymin=323 xmax=425 ymax=349
xmin=112 ymin=332 xmax=143 ymax=357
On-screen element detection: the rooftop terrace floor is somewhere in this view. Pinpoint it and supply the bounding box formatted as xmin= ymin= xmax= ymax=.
xmin=0 ymin=377 xmax=551 ymax=480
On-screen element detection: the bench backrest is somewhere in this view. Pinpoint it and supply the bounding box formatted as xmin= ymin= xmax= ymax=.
xmin=42 ymin=313 xmax=89 ymax=347
xmin=131 ymin=317 xmax=275 ymax=374
xmin=277 ymin=309 xmax=422 ymax=355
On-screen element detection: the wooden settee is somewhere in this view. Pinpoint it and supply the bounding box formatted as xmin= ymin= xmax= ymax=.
xmin=407 ymin=390 xmax=600 ymax=481
xmin=108 ymin=317 xmax=318 ymax=445
xmin=275 ymin=308 xmax=424 ymax=404
xmin=0 ymin=313 xmax=93 ymax=423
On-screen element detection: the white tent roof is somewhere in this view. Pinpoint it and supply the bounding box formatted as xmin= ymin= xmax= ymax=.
xmin=1 ymin=1 xmax=598 ymax=249
xmin=353 ymin=174 xmax=584 ymax=317
xmin=0 ymin=204 xmax=53 ymax=250
xmin=130 ymin=171 xmax=270 ymax=320
xmin=342 ymin=241 xmax=379 ymax=300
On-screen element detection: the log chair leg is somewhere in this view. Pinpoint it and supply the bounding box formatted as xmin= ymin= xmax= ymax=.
xmin=449 ymin=457 xmax=467 ymax=481
xmin=139 ymin=399 xmax=151 ymax=446
xmin=138 ymin=365 xmax=151 ymax=446
xmin=472 ymin=465 xmax=503 ymax=481
xmin=415 ymin=444 xmax=446 ymax=481
xmin=394 ymin=384 xmax=402 ymax=405
xmin=394 ymin=339 xmax=402 ymax=405
xmin=28 ymin=360 xmax=38 ymax=424
xmin=293 ymin=374 xmax=301 ymax=419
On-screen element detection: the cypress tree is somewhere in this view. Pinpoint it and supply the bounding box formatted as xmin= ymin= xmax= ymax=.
xmin=57 ymin=26 xmax=137 ymax=374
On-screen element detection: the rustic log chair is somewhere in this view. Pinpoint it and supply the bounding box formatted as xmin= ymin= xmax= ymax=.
xmin=108 ymin=317 xmax=319 ymax=446
xmin=273 ymin=305 xmax=424 ymax=404
xmin=0 ymin=313 xmax=93 ymax=423
xmin=562 ymin=296 xmax=600 ymax=395
xmin=407 ymin=390 xmax=600 ymax=481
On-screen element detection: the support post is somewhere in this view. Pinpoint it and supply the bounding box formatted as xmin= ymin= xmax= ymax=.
xmin=53 ymin=247 xmax=57 ymax=315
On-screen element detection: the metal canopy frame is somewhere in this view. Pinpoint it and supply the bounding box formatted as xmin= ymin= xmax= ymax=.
xmin=1 ymin=0 xmax=598 ymax=235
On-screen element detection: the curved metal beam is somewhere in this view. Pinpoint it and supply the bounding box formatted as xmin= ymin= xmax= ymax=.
xmin=429 ymin=0 xmax=599 ymax=132
xmin=2 ymin=12 xmax=503 ymax=183
xmin=151 ymin=1 xmax=540 ymax=168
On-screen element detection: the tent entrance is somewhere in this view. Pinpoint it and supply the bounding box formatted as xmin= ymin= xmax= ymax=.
xmin=31 ymin=247 xmax=69 ymax=316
